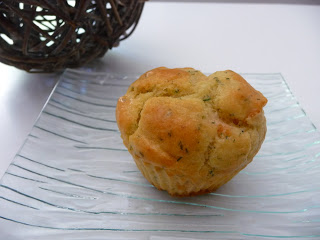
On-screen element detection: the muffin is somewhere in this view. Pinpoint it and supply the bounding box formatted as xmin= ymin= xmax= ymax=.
xmin=116 ymin=67 xmax=267 ymax=197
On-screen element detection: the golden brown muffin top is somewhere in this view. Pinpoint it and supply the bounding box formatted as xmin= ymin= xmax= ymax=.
xmin=116 ymin=67 xmax=267 ymax=178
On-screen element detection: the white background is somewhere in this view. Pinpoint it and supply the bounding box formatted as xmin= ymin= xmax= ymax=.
xmin=0 ymin=1 xmax=319 ymax=178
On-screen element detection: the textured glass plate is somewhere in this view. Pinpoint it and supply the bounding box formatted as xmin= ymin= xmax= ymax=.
xmin=0 ymin=70 xmax=319 ymax=240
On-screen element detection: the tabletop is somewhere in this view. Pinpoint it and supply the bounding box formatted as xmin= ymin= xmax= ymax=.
xmin=0 ymin=1 xmax=320 ymax=180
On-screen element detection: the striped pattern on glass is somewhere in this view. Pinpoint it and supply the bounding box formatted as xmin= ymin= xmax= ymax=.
xmin=0 ymin=70 xmax=319 ymax=240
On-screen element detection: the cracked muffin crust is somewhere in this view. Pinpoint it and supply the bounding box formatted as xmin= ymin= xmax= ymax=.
xmin=116 ymin=67 xmax=267 ymax=196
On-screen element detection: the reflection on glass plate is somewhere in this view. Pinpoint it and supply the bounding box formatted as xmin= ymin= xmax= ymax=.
xmin=0 ymin=70 xmax=319 ymax=239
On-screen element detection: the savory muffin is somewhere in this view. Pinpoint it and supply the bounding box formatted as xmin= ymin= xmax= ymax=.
xmin=116 ymin=67 xmax=267 ymax=197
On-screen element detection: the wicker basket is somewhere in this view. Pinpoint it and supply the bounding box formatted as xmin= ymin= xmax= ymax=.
xmin=0 ymin=0 xmax=146 ymax=72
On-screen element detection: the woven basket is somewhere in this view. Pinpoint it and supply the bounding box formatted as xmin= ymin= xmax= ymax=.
xmin=0 ymin=0 xmax=146 ymax=72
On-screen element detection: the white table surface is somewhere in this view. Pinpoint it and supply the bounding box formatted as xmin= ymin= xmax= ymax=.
xmin=0 ymin=1 xmax=319 ymax=180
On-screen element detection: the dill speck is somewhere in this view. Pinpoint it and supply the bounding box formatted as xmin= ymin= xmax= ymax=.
xmin=211 ymin=121 xmax=215 ymax=124
xmin=139 ymin=151 xmax=144 ymax=157
xmin=178 ymin=141 xmax=183 ymax=150
xmin=203 ymin=97 xmax=211 ymax=102
xmin=185 ymin=148 xmax=189 ymax=153
xmin=209 ymin=170 xmax=214 ymax=176
xmin=174 ymin=89 xmax=180 ymax=93
xmin=177 ymin=157 xmax=183 ymax=162
xmin=214 ymin=77 xmax=221 ymax=84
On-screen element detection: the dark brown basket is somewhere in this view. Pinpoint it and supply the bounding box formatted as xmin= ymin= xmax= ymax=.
xmin=0 ymin=0 xmax=146 ymax=72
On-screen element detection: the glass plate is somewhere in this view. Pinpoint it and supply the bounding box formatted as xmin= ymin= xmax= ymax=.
xmin=0 ymin=70 xmax=319 ymax=240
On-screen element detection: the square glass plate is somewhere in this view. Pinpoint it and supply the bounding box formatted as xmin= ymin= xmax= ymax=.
xmin=0 ymin=70 xmax=319 ymax=240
